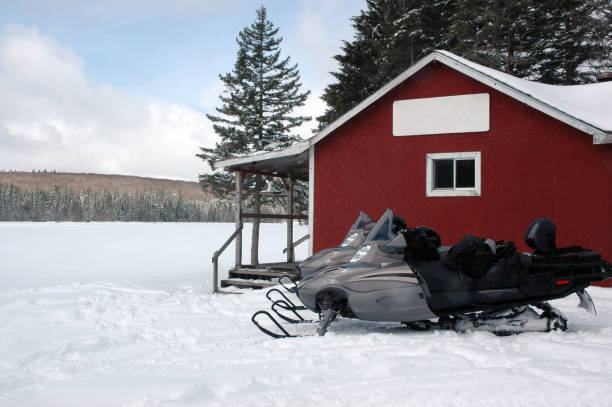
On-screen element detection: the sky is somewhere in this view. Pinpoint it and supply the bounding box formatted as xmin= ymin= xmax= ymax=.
xmin=0 ymin=0 xmax=364 ymax=181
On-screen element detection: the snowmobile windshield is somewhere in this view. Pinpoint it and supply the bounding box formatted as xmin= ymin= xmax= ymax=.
xmin=363 ymin=209 xmax=395 ymax=245
xmin=349 ymin=233 xmax=407 ymax=263
xmin=340 ymin=211 xmax=375 ymax=247
xmin=348 ymin=211 xmax=375 ymax=233
xmin=349 ymin=209 xmax=407 ymax=263
xmin=340 ymin=231 xmax=366 ymax=247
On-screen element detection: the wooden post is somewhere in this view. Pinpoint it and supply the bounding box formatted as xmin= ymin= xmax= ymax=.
xmin=235 ymin=170 xmax=242 ymax=267
xmin=286 ymin=177 xmax=294 ymax=263
xmin=213 ymin=257 xmax=218 ymax=294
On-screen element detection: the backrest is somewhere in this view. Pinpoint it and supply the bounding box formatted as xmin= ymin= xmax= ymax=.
xmin=525 ymin=218 xmax=556 ymax=255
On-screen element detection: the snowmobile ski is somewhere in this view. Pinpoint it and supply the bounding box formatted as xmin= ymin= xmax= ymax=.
xmin=266 ymin=288 xmax=306 ymax=311
xmin=271 ymin=300 xmax=316 ymax=324
xmin=252 ymin=310 xmax=300 ymax=339
xmin=576 ymin=289 xmax=596 ymax=315
xmin=278 ymin=275 xmax=298 ymax=293
xmin=251 ymin=309 xmax=319 ymax=339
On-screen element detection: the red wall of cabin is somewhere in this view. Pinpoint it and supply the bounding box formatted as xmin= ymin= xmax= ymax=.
xmin=313 ymin=62 xmax=612 ymax=285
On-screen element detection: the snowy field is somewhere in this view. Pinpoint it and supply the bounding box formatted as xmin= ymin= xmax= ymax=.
xmin=1 ymin=222 xmax=612 ymax=407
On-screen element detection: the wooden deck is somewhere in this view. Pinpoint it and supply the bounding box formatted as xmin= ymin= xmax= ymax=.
xmin=217 ymin=262 xmax=300 ymax=293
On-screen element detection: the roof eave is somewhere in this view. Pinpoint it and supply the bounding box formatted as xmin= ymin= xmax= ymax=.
xmin=213 ymin=141 xmax=310 ymax=170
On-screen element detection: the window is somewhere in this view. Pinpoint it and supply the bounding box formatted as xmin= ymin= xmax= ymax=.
xmin=426 ymin=152 xmax=481 ymax=197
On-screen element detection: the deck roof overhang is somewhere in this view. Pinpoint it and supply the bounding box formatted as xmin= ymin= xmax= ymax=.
xmin=213 ymin=141 xmax=310 ymax=181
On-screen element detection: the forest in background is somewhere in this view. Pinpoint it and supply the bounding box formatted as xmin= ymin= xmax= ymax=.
xmin=0 ymin=171 xmax=239 ymax=222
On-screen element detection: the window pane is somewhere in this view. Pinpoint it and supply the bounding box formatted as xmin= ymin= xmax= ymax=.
xmin=434 ymin=160 xmax=453 ymax=189
xmin=455 ymin=159 xmax=475 ymax=188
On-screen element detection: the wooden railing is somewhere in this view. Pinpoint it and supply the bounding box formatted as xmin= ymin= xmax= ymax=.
xmin=283 ymin=234 xmax=310 ymax=254
xmin=212 ymin=225 xmax=243 ymax=293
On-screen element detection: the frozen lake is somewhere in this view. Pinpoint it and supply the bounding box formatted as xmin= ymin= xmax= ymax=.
xmin=0 ymin=222 xmax=309 ymax=292
xmin=1 ymin=222 xmax=611 ymax=407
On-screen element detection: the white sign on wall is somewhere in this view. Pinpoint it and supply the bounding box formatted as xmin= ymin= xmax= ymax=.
xmin=393 ymin=93 xmax=490 ymax=136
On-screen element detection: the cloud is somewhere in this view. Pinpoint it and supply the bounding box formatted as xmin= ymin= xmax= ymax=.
xmin=13 ymin=0 xmax=247 ymax=19
xmin=287 ymin=0 xmax=364 ymax=138
xmin=0 ymin=25 xmax=215 ymax=180
xmin=292 ymin=0 xmax=362 ymax=82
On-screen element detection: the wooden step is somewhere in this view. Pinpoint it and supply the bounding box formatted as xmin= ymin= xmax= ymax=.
xmin=220 ymin=279 xmax=277 ymax=290
xmin=215 ymin=289 xmax=243 ymax=295
xmin=229 ymin=268 xmax=298 ymax=280
xmin=242 ymin=262 xmax=300 ymax=271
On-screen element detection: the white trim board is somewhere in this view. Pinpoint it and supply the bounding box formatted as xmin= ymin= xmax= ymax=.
xmin=308 ymin=146 xmax=315 ymax=256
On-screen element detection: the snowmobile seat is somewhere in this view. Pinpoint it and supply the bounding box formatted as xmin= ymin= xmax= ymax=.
xmin=471 ymin=253 xmax=524 ymax=291
xmin=415 ymin=255 xmax=467 ymax=292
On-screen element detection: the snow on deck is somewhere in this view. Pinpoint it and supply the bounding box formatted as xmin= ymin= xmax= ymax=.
xmin=1 ymin=223 xmax=612 ymax=407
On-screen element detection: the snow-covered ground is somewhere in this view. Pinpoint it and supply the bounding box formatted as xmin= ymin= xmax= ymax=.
xmin=1 ymin=222 xmax=611 ymax=407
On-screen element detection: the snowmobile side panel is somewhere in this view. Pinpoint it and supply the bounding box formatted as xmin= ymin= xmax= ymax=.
xmin=425 ymin=290 xmax=474 ymax=312
xmin=472 ymin=288 xmax=524 ymax=303
xmin=411 ymin=260 xmax=468 ymax=292
xmin=297 ymin=262 xmax=437 ymax=322
xmin=348 ymin=284 xmax=437 ymax=322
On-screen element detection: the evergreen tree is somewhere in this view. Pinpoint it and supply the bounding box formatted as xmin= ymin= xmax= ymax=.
xmin=528 ymin=0 xmax=612 ymax=84
xmin=317 ymin=0 xmax=454 ymax=129
xmin=318 ymin=0 xmax=611 ymax=129
xmin=197 ymin=6 xmax=310 ymax=264
xmin=449 ymin=0 xmax=537 ymax=77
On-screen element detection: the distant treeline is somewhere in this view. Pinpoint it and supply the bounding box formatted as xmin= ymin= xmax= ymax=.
xmin=0 ymin=184 xmax=236 ymax=222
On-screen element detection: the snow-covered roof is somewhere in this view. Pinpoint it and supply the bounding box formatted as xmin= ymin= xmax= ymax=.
xmin=436 ymin=50 xmax=612 ymax=143
xmin=215 ymin=50 xmax=612 ymax=174
xmin=309 ymin=50 xmax=612 ymax=145
xmin=213 ymin=140 xmax=310 ymax=180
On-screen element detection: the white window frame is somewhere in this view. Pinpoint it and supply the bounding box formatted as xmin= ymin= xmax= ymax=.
xmin=426 ymin=151 xmax=481 ymax=197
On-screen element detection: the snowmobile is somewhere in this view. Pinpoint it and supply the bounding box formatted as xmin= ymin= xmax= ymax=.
xmin=296 ymin=210 xmax=378 ymax=278
xmin=252 ymin=210 xmax=612 ymax=338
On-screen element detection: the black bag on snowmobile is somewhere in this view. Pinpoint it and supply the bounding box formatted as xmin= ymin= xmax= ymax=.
xmin=402 ymin=227 xmax=442 ymax=261
xmin=444 ymin=235 xmax=500 ymax=278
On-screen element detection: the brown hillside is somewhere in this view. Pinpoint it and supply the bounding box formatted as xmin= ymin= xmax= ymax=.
xmin=0 ymin=171 xmax=213 ymax=201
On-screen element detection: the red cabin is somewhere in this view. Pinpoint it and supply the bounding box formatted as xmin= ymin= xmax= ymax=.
xmin=215 ymin=51 xmax=612 ymax=285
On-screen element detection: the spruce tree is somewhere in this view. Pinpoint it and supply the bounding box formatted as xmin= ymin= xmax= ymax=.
xmin=318 ymin=0 xmax=612 ymax=130
xmin=528 ymin=0 xmax=612 ymax=84
xmin=449 ymin=0 xmax=537 ymax=77
xmin=197 ymin=6 xmax=310 ymax=264
xmin=317 ymin=0 xmax=454 ymax=129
